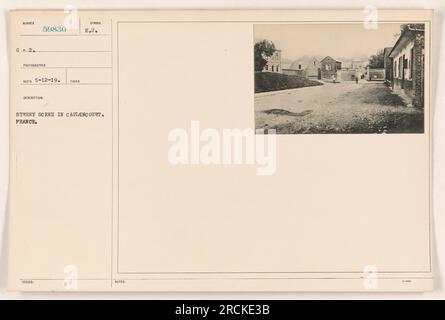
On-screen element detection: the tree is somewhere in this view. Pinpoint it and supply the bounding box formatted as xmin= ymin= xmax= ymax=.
xmin=368 ymin=49 xmax=385 ymax=68
xmin=254 ymin=40 xmax=276 ymax=72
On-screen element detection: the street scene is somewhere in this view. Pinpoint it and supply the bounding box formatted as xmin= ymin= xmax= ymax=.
xmin=254 ymin=23 xmax=426 ymax=134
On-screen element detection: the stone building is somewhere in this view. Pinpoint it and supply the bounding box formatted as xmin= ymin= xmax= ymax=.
xmin=289 ymin=57 xmax=321 ymax=79
xmin=388 ymin=24 xmax=425 ymax=108
xmin=320 ymin=56 xmax=342 ymax=79
xmin=262 ymin=49 xmax=282 ymax=73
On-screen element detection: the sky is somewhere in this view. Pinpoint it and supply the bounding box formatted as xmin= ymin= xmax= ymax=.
xmin=254 ymin=23 xmax=403 ymax=63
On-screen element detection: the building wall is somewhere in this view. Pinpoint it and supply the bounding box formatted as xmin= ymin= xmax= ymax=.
xmin=384 ymin=60 xmax=393 ymax=84
xmin=383 ymin=47 xmax=393 ymax=84
xmin=262 ymin=50 xmax=282 ymax=73
xmin=335 ymin=61 xmax=342 ymax=70
xmin=392 ymin=41 xmax=414 ymax=84
xmin=393 ymin=78 xmax=413 ymax=92
xmin=306 ymin=61 xmax=321 ymax=78
xmin=337 ymin=69 xmax=357 ymax=81
xmin=289 ymin=58 xmax=321 ymax=78
xmin=321 ymin=57 xmax=340 ymax=79
xmin=391 ymin=33 xmax=424 ymax=108
xmin=366 ymin=68 xmax=385 ymax=81
xmin=412 ymin=34 xmax=425 ymax=108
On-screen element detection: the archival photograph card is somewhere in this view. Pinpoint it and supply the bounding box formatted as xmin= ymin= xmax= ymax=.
xmin=8 ymin=9 xmax=433 ymax=292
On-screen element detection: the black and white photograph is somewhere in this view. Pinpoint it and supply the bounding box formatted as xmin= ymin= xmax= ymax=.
xmin=254 ymin=23 xmax=426 ymax=134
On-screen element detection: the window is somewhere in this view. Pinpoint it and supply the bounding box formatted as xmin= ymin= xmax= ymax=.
xmin=271 ymin=65 xmax=274 ymax=72
xmin=394 ymin=61 xmax=397 ymax=77
xmin=399 ymin=56 xmax=403 ymax=78
xmin=407 ymin=60 xmax=410 ymax=79
xmin=299 ymin=64 xmax=301 ymax=69
xmin=410 ymin=47 xmax=414 ymax=79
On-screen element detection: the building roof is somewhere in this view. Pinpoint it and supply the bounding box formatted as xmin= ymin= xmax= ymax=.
xmin=321 ymin=56 xmax=341 ymax=63
xmin=388 ymin=24 xmax=425 ymax=58
xmin=289 ymin=57 xmax=320 ymax=69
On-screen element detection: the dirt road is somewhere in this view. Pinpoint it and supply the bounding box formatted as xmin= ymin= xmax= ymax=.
xmin=254 ymin=81 xmax=424 ymax=134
